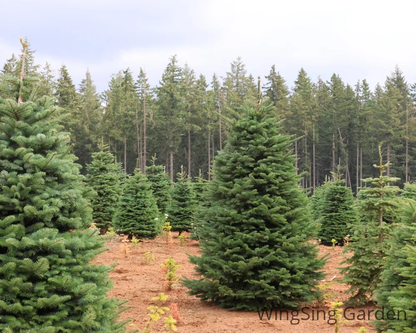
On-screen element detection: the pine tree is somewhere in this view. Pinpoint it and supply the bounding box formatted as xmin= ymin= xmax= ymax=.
xmin=317 ymin=176 xmax=357 ymax=245
xmin=374 ymin=201 xmax=416 ymax=332
xmin=113 ymin=170 xmax=159 ymax=238
xmin=190 ymin=171 xmax=209 ymax=240
xmin=0 ymin=42 xmax=128 ymax=331
xmin=145 ymin=156 xmax=171 ymax=214
xmin=339 ymin=146 xmax=402 ymax=305
xmin=166 ymin=167 xmax=195 ymax=234
xmin=183 ymin=99 xmax=325 ymax=311
xmin=402 ymin=182 xmax=416 ymax=200
xmin=86 ymin=145 xmax=123 ymax=233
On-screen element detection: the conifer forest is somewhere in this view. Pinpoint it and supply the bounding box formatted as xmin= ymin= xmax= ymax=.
xmin=3 ymin=37 xmax=416 ymax=333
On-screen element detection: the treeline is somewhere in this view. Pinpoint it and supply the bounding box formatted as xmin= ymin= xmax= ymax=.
xmin=2 ymin=40 xmax=416 ymax=193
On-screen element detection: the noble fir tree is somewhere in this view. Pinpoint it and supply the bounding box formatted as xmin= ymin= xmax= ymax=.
xmin=317 ymin=174 xmax=357 ymax=245
xmin=86 ymin=144 xmax=123 ymax=233
xmin=374 ymin=201 xmax=416 ymax=332
xmin=113 ymin=170 xmax=160 ymax=238
xmin=339 ymin=147 xmax=402 ymax=305
xmin=190 ymin=171 xmax=209 ymax=240
xmin=0 ymin=41 xmax=128 ymax=332
xmin=183 ymin=98 xmax=325 ymax=311
xmin=166 ymin=167 xmax=195 ymax=233
xmin=145 ymin=156 xmax=171 ymax=214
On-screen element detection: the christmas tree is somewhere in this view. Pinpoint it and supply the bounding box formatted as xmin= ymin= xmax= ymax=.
xmin=183 ymin=99 xmax=325 ymax=311
xmin=86 ymin=144 xmax=123 ymax=233
xmin=190 ymin=171 xmax=209 ymax=240
xmin=374 ymin=201 xmax=416 ymax=332
xmin=339 ymin=146 xmax=402 ymax=305
xmin=145 ymin=156 xmax=171 ymax=214
xmin=166 ymin=167 xmax=195 ymax=234
xmin=402 ymin=182 xmax=416 ymax=200
xmin=0 ymin=40 xmax=128 ymax=332
xmin=113 ymin=169 xmax=160 ymax=238
xmin=317 ymin=176 xmax=357 ymax=245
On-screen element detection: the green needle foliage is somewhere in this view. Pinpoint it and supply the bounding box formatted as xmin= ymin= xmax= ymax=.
xmin=0 ymin=54 xmax=128 ymax=331
xmin=316 ymin=176 xmax=357 ymax=245
xmin=190 ymin=171 xmax=209 ymax=240
xmin=86 ymin=145 xmax=123 ymax=233
xmin=340 ymin=146 xmax=403 ymax=306
xmin=374 ymin=201 xmax=416 ymax=332
xmin=402 ymin=182 xmax=416 ymax=200
xmin=113 ymin=169 xmax=160 ymax=238
xmin=145 ymin=156 xmax=171 ymax=214
xmin=166 ymin=167 xmax=196 ymax=234
xmin=183 ymin=99 xmax=325 ymax=311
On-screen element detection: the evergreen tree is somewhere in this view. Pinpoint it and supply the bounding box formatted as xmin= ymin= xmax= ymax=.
xmin=113 ymin=170 xmax=159 ymax=238
xmin=339 ymin=147 xmax=402 ymax=305
xmin=166 ymin=167 xmax=195 ymax=233
xmin=0 ymin=44 xmax=128 ymax=331
xmin=374 ymin=201 xmax=416 ymax=332
xmin=183 ymin=99 xmax=325 ymax=311
xmin=86 ymin=145 xmax=123 ymax=233
xmin=317 ymin=178 xmax=357 ymax=245
xmin=190 ymin=171 xmax=209 ymax=240
xmin=145 ymin=156 xmax=171 ymax=214
xmin=402 ymin=182 xmax=416 ymax=200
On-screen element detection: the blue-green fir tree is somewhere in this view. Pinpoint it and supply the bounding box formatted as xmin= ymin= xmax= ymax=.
xmin=86 ymin=145 xmax=123 ymax=233
xmin=166 ymin=166 xmax=195 ymax=233
xmin=0 ymin=41 xmax=129 ymax=332
xmin=113 ymin=170 xmax=160 ymax=238
xmin=183 ymin=99 xmax=325 ymax=311
xmin=145 ymin=156 xmax=171 ymax=214
xmin=339 ymin=147 xmax=402 ymax=306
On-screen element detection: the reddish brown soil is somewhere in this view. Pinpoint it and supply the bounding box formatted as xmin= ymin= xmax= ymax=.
xmin=93 ymin=235 xmax=376 ymax=332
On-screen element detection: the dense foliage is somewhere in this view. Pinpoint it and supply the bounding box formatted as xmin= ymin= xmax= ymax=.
xmin=183 ymin=100 xmax=325 ymax=311
xmin=113 ymin=170 xmax=160 ymax=238
xmin=0 ymin=57 xmax=128 ymax=331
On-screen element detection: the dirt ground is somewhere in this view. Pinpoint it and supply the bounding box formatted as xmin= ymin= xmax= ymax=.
xmin=93 ymin=234 xmax=376 ymax=333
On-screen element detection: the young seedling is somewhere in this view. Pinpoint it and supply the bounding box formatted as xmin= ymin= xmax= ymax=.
xmin=105 ymin=227 xmax=117 ymax=242
xmin=141 ymin=293 xmax=171 ymax=333
xmin=144 ymin=251 xmax=155 ymax=265
xmin=164 ymin=315 xmax=178 ymax=332
xmin=316 ymin=282 xmax=337 ymax=307
xmin=178 ymin=232 xmax=189 ymax=247
xmin=161 ymin=258 xmax=181 ymax=290
xmin=162 ymin=221 xmax=173 ymax=246
xmin=121 ymin=235 xmax=129 ymax=258
xmin=354 ymin=328 xmax=368 ymax=333
xmin=343 ymin=234 xmax=350 ymax=246
xmin=169 ymin=303 xmax=182 ymax=324
xmin=131 ymin=236 xmax=141 ymax=251
xmin=330 ymin=301 xmax=348 ymax=333
xmin=331 ymin=239 xmax=337 ymax=249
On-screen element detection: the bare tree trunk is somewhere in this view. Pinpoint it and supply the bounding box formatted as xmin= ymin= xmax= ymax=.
xmin=208 ymin=129 xmax=211 ymax=180
xmin=188 ymin=105 xmax=191 ymax=177
xmin=356 ymin=142 xmax=359 ymax=195
xmin=295 ymin=141 xmax=298 ymax=175
xmin=387 ymin=142 xmax=390 ymax=176
xmin=124 ymin=136 xmax=127 ymax=173
xmin=313 ymin=123 xmax=316 ymax=194
xmin=332 ymin=133 xmax=336 ymax=173
xmin=360 ymin=148 xmax=363 ymax=188
xmin=406 ymin=106 xmax=409 ymax=183
xmin=143 ymin=87 xmax=147 ymax=174
xmin=212 ymin=134 xmax=215 ymax=163
xmin=219 ymin=93 xmax=223 ymax=151
xmin=170 ymin=150 xmax=174 ymax=182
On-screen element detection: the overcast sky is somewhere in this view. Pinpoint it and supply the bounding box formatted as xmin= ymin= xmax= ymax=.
xmin=1 ymin=0 xmax=415 ymax=93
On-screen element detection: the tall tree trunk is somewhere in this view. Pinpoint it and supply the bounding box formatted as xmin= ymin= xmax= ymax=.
xmin=295 ymin=141 xmax=298 ymax=175
xmin=360 ymin=148 xmax=363 ymax=188
xmin=170 ymin=150 xmax=174 ymax=182
xmin=188 ymin=105 xmax=191 ymax=177
xmin=124 ymin=136 xmax=127 ymax=173
xmin=356 ymin=142 xmax=359 ymax=195
xmin=136 ymin=104 xmax=141 ymax=171
xmin=406 ymin=106 xmax=409 ymax=183
xmin=212 ymin=134 xmax=215 ymax=163
xmin=138 ymin=124 xmax=142 ymax=171
xmin=219 ymin=93 xmax=223 ymax=151
xmin=208 ymin=129 xmax=211 ymax=181
xmin=387 ymin=141 xmax=391 ymax=176
xmin=313 ymin=123 xmax=316 ymax=194
xmin=332 ymin=133 xmax=336 ymax=173
xmin=143 ymin=87 xmax=147 ymax=174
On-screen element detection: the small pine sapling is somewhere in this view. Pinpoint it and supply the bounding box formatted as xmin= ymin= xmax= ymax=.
xmin=169 ymin=303 xmax=182 ymax=324
xmin=141 ymin=293 xmax=170 ymax=333
xmin=330 ymin=301 xmax=348 ymax=333
xmin=131 ymin=236 xmax=141 ymax=251
xmin=163 ymin=221 xmax=173 ymax=245
xmin=316 ymin=282 xmax=336 ymax=307
xmin=144 ymin=251 xmax=155 ymax=265
xmin=106 ymin=227 xmax=117 ymax=242
xmin=120 ymin=235 xmax=129 ymax=258
xmin=161 ymin=258 xmax=181 ymax=290
xmin=178 ymin=231 xmax=189 ymax=246
xmin=332 ymin=239 xmax=337 ymax=249
xmin=354 ymin=328 xmax=368 ymax=333
xmin=164 ymin=315 xmax=178 ymax=332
